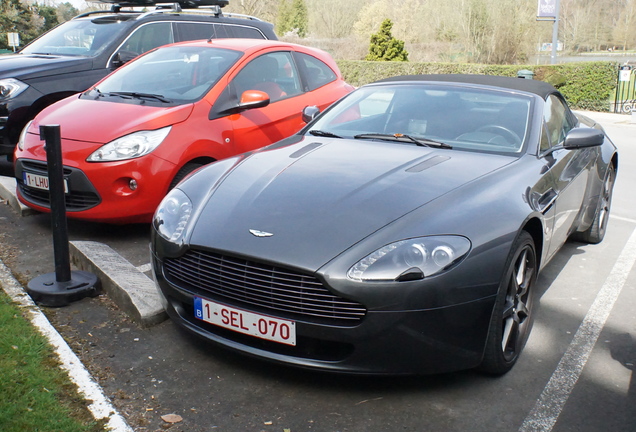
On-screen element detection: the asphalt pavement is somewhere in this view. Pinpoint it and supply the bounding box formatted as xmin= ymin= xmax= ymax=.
xmin=1 ymin=111 xmax=635 ymax=431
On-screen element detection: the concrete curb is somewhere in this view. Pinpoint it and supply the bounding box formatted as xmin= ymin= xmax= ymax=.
xmin=0 ymin=257 xmax=134 ymax=432
xmin=70 ymin=240 xmax=167 ymax=328
xmin=0 ymin=175 xmax=37 ymax=216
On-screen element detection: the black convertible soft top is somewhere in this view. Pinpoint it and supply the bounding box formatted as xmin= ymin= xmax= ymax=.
xmin=376 ymin=74 xmax=558 ymax=98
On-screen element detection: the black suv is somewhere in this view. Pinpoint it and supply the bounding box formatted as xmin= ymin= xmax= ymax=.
xmin=0 ymin=0 xmax=276 ymax=157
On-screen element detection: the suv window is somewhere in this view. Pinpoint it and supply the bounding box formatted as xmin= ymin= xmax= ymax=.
xmin=119 ymin=22 xmax=175 ymax=57
xmin=20 ymin=17 xmax=134 ymax=57
xmin=176 ymin=22 xmax=267 ymax=40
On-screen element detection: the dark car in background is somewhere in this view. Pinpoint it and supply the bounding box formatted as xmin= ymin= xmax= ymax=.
xmin=0 ymin=0 xmax=276 ymax=157
xmin=150 ymin=74 xmax=617 ymax=375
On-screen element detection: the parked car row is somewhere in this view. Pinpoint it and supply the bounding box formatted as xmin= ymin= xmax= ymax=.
xmin=14 ymin=38 xmax=353 ymax=223
xmin=6 ymin=1 xmax=618 ymax=376
xmin=0 ymin=0 xmax=276 ymax=158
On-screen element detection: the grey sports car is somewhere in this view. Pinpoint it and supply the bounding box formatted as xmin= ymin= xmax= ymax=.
xmin=150 ymin=75 xmax=618 ymax=375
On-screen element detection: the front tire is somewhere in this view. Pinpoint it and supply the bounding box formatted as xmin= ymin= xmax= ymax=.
xmin=168 ymin=162 xmax=205 ymax=191
xmin=573 ymin=165 xmax=615 ymax=244
xmin=479 ymin=231 xmax=537 ymax=375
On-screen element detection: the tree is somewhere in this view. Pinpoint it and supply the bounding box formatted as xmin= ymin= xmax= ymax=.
xmin=0 ymin=0 xmax=44 ymax=50
xmin=34 ymin=4 xmax=59 ymax=32
xmin=224 ymin=0 xmax=278 ymax=23
xmin=307 ymin=0 xmax=366 ymax=38
xmin=56 ymin=2 xmax=79 ymax=22
xmin=276 ymin=0 xmax=308 ymax=37
xmin=288 ymin=0 xmax=308 ymax=37
xmin=365 ymin=18 xmax=408 ymax=61
xmin=353 ymin=0 xmax=390 ymax=39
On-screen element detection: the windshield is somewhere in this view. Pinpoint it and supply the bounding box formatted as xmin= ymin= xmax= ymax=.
xmin=93 ymin=45 xmax=243 ymax=103
xmin=309 ymin=83 xmax=532 ymax=154
xmin=21 ymin=17 xmax=132 ymax=57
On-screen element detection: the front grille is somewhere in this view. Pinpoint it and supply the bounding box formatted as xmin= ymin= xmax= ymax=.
xmin=18 ymin=184 xmax=100 ymax=210
xmin=16 ymin=159 xmax=100 ymax=211
xmin=164 ymin=250 xmax=367 ymax=325
xmin=21 ymin=160 xmax=72 ymax=176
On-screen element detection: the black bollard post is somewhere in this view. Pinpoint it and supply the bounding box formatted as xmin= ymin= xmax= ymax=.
xmin=26 ymin=125 xmax=100 ymax=307
xmin=43 ymin=125 xmax=72 ymax=282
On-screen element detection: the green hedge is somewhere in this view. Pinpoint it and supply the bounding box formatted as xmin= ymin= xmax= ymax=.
xmin=335 ymin=60 xmax=618 ymax=112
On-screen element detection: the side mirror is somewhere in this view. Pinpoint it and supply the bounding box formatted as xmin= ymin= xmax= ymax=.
xmin=112 ymin=50 xmax=139 ymax=68
xmin=563 ymin=128 xmax=605 ymax=149
xmin=238 ymin=90 xmax=270 ymax=110
xmin=302 ymin=106 xmax=321 ymax=123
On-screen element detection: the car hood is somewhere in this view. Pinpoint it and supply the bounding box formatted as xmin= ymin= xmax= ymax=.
xmin=188 ymin=138 xmax=516 ymax=271
xmin=0 ymin=53 xmax=93 ymax=80
xmin=32 ymin=96 xmax=194 ymax=144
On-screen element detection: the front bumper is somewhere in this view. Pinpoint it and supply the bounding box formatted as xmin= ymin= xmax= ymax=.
xmin=151 ymin=249 xmax=498 ymax=375
xmin=14 ymin=156 xmax=175 ymax=224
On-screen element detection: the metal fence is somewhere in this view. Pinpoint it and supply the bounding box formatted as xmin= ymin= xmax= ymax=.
xmin=614 ymin=65 xmax=636 ymax=113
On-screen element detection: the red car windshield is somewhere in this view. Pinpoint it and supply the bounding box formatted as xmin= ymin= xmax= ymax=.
xmin=95 ymin=45 xmax=243 ymax=102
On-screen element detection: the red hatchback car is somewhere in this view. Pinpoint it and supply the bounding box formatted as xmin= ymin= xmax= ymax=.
xmin=14 ymin=38 xmax=353 ymax=223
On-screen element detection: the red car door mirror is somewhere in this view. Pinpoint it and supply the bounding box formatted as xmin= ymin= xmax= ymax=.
xmin=238 ymin=90 xmax=270 ymax=110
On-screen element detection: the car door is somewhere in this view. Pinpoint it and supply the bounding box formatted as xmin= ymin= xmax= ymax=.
xmin=221 ymin=50 xmax=308 ymax=154
xmin=541 ymin=94 xmax=597 ymax=259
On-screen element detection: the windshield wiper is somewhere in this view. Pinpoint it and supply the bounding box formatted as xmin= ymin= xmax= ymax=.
xmin=354 ymin=133 xmax=452 ymax=149
xmin=108 ymin=91 xmax=171 ymax=103
xmin=309 ymin=130 xmax=342 ymax=139
xmin=85 ymin=88 xmax=104 ymax=98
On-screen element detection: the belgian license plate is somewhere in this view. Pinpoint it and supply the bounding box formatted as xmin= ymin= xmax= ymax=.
xmin=23 ymin=172 xmax=68 ymax=193
xmin=194 ymin=297 xmax=296 ymax=346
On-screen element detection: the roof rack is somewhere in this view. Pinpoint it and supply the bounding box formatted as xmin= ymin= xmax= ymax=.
xmin=77 ymin=1 xmax=261 ymax=20
xmin=82 ymin=0 xmax=229 ymax=13
xmin=223 ymin=12 xmax=262 ymax=21
xmin=87 ymin=0 xmax=228 ymax=6
xmin=74 ymin=9 xmax=139 ymax=19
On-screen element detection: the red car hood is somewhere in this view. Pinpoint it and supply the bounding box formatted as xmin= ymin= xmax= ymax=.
xmin=32 ymin=96 xmax=194 ymax=144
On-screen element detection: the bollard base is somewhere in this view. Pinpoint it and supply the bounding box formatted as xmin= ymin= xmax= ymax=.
xmin=27 ymin=271 xmax=101 ymax=307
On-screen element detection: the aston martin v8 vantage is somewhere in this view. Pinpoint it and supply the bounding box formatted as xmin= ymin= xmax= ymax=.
xmin=151 ymin=75 xmax=618 ymax=375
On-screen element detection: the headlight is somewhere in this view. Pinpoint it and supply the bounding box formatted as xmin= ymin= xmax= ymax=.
xmin=347 ymin=236 xmax=471 ymax=282
xmin=0 ymin=78 xmax=29 ymax=100
xmin=17 ymin=120 xmax=33 ymax=151
xmin=154 ymin=188 xmax=193 ymax=243
xmin=87 ymin=126 xmax=171 ymax=162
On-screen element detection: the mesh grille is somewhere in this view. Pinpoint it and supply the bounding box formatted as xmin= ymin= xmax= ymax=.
xmin=164 ymin=249 xmax=366 ymax=324
xmin=18 ymin=183 xmax=100 ymax=210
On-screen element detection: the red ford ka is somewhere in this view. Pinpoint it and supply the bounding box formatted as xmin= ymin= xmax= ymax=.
xmin=14 ymin=38 xmax=353 ymax=223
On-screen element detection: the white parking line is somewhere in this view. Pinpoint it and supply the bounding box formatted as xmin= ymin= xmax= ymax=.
xmin=611 ymin=214 xmax=636 ymax=225
xmin=519 ymin=227 xmax=636 ymax=432
xmin=0 ymin=259 xmax=134 ymax=432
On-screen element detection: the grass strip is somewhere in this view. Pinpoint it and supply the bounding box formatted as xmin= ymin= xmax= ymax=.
xmin=0 ymin=290 xmax=102 ymax=432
